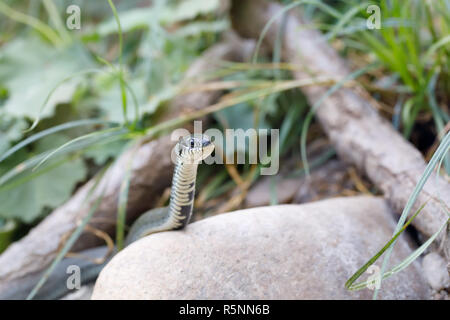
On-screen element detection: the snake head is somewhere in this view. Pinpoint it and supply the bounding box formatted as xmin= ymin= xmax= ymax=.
xmin=177 ymin=134 xmax=214 ymax=163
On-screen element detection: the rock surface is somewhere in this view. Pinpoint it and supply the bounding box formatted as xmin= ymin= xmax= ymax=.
xmin=244 ymin=158 xmax=356 ymax=208
xmin=60 ymin=284 xmax=94 ymax=300
xmin=244 ymin=176 xmax=301 ymax=207
xmin=422 ymin=252 xmax=450 ymax=291
xmin=92 ymin=196 xmax=429 ymax=299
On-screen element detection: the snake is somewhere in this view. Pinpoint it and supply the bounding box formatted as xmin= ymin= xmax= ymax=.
xmin=0 ymin=134 xmax=214 ymax=300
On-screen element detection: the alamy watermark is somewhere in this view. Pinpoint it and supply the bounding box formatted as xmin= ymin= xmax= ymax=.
xmin=365 ymin=265 xmax=382 ymax=290
xmin=66 ymin=5 xmax=81 ymax=30
xmin=171 ymin=121 xmax=280 ymax=176
xmin=66 ymin=265 xmax=81 ymax=290
xmin=367 ymin=5 xmax=381 ymax=30
xmin=63 ymin=3 xmax=381 ymax=31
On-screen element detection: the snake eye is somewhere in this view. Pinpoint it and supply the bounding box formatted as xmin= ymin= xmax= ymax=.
xmin=190 ymin=139 xmax=195 ymax=148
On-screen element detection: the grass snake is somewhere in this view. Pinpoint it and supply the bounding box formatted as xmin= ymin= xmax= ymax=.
xmin=0 ymin=134 xmax=214 ymax=300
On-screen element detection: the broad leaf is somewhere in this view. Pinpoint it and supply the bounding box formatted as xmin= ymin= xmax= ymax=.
xmin=0 ymin=134 xmax=87 ymax=223
xmin=94 ymin=0 xmax=222 ymax=36
xmin=0 ymin=112 xmax=28 ymax=154
xmin=0 ymin=38 xmax=93 ymax=120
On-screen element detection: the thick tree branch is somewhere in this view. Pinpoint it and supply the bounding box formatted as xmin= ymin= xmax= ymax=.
xmin=231 ymin=0 xmax=449 ymax=240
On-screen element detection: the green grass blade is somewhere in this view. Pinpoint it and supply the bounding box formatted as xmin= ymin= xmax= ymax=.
xmin=0 ymin=156 xmax=70 ymax=194
xmin=292 ymin=147 xmax=335 ymax=177
xmin=95 ymin=56 xmax=140 ymax=126
xmin=348 ymin=218 xmax=448 ymax=291
xmin=269 ymin=175 xmax=278 ymax=206
xmin=253 ymin=0 xmax=343 ymax=63
xmin=32 ymin=127 xmax=125 ymax=171
xmin=345 ymin=201 xmax=428 ymax=290
xmin=144 ymin=78 xmax=339 ymax=138
xmin=0 ymin=129 xmax=125 ymax=188
xmin=197 ymin=169 xmax=229 ymax=203
xmin=42 ymin=0 xmax=71 ymax=44
xmin=373 ymin=131 xmax=450 ymax=299
xmin=115 ymin=144 xmax=137 ymax=251
xmin=26 ymin=68 xmax=108 ymax=132
xmin=326 ymin=2 xmax=368 ymax=41
xmin=436 ymin=140 xmax=450 ymax=218
xmin=300 ymin=63 xmax=377 ymax=175
xmin=0 ymin=132 xmax=128 ymax=193
xmin=26 ymin=165 xmax=109 ymax=300
xmin=0 ymin=119 xmax=113 ymax=164
xmin=106 ymin=0 xmax=128 ymax=126
xmin=424 ymin=34 xmax=450 ymax=62
xmin=0 ymin=1 xmax=62 ymax=46
xmin=427 ymin=71 xmax=449 ymax=174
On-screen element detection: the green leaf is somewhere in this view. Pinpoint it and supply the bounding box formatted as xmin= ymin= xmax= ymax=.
xmin=94 ymin=0 xmax=222 ymax=36
xmin=84 ymin=138 xmax=127 ymax=165
xmin=172 ymin=20 xmax=230 ymax=38
xmin=165 ymin=0 xmax=221 ymax=23
xmin=0 ymin=219 xmax=16 ymax=253
xmin=0 ymin=118 xmax=112 ymax=164
xmin=0 ymin=37 xmax=93 ymax=120
xmin=0 ymin=112 xmax=28 ymax=140
xmin=0 ymin=136 xmax=8 ymax=155
xmin=0 ymin=112 xmax=28 ymax=154
xmin=140 ymin=85 xmax=178 ymax=115
xmin=96 ymin=76 xmax=147 ymax=122
xmin=0 ymin=134 xmax=87 ymax=223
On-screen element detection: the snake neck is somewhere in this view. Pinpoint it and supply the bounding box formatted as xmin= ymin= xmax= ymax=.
xmin=167 ymin=159 xmax=199 ymax=229
xmin=125 ymin=157 xmax=200 ymax=242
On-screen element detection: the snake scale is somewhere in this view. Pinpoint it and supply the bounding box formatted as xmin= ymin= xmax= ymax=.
xmin=0 ymin=134 xmax=214 ymax=300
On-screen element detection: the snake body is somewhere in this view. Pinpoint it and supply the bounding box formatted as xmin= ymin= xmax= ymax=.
xmin=0 ymin=134 xmax=214 ymax=300
xmin=125 ymin=134 xmax=214 ymax=243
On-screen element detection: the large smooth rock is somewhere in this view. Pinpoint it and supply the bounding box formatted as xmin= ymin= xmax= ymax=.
xmin=422 ymin=252 xmax=450 ymax=291
xmin=61 ymin=284 xmax=94 ymax=300
xmin=92 ymin=196 xmax=429 ymax=299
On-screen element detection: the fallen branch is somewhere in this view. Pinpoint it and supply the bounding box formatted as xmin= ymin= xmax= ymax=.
xmin=231 ymin=0 xmax=449 ymax=241
xmin=0 ymin=33 xmax=256 ymax=289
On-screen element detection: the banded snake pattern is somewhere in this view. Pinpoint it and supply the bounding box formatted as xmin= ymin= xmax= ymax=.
xmin=0 ymin=134 xmax=215 ymax=300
